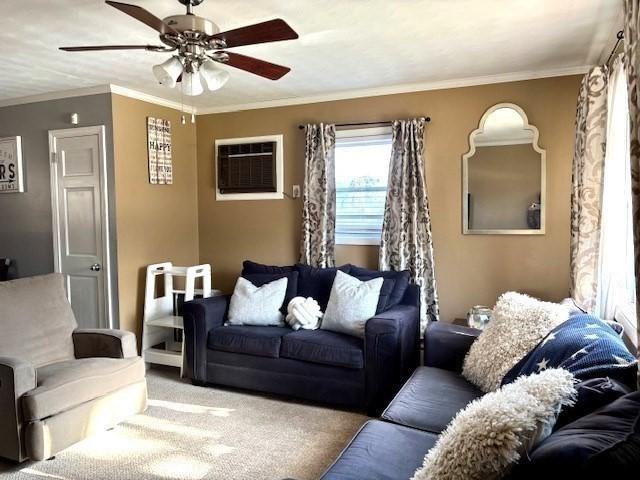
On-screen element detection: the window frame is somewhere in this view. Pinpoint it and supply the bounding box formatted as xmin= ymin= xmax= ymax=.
xmin=334 ymin=126 xmax=392 ymax=246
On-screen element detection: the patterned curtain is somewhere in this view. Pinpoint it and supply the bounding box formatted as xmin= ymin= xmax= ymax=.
xmin=570 ymin=67 xmax=608 ymax=313
xmin=624 ymin=0 xmax=640 ymax=354
xmin=380 ymin=118 xmax=439 ymax=330
xmin=299 ymin=123 xmax=336 ymax=268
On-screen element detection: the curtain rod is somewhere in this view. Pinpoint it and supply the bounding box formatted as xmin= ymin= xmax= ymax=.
xmin=297 ymin=117 xmax=431 ymax=130
xmin=606 ymin=30 xmax=624 ymax=67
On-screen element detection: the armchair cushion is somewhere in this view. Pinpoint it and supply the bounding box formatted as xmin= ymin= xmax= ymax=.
xmin=21 ymin=356 xmax=145 ymax=421
xmin=0 ymin=274 xmax=77 ymax=367
xmin=73 ymin=329 xmax=138 ymax=359
xmin=280 ymin=329 xmax=364 ymax=369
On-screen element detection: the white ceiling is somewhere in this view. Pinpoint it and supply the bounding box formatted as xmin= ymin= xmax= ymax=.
xmin=0 ymin=0 xmax=622 ymax=112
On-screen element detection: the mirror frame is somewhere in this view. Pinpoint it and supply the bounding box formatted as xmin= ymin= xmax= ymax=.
xmin=462 ymin=102 xmax=546 ymax=235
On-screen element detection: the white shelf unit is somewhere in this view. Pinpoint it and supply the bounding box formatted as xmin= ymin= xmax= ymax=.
xmin=142 ymin=262 xmax=221 ymax=376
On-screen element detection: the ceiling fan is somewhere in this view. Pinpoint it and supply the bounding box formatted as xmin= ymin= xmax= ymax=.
xmin=60 ymin=0 xmax=299 ymax=96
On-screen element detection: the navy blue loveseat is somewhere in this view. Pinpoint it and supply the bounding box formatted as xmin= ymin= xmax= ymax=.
xmin=183 ymin=261 xmax=421 ymax=414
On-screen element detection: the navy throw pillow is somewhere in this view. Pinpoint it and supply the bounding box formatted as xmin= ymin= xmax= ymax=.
xmin=509 ymin=391 xmax=640 ymax=479
xmin=241 ymin=260 xmax=295 ymax=275
xmin=349 ymin=265 xmax=410 ymax=309
xmin=354 ymin=276 xmax=396 ymax=314
xmin=295 ymin=264 xmax=351 ymax=312
xmin=241 ymin=271 xmax=299 ymax=315
xmin=554 ymin=377 xmax=632 ymax=430
xmin=502 ymin=315 xmax=638 ymax=389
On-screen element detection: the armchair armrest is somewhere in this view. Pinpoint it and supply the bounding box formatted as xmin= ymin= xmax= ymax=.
xmin=365 ymin=304 xmax=420 ymax=415
xmin=73 ymin=329 xmax=138 ymax=359
xmin=0 ymin=356 xmax=36 ymax=462
xmin=183 ymin=295 xmax=230 ymax=382
xmin=423 ymin=322 xmax=481 ymax=373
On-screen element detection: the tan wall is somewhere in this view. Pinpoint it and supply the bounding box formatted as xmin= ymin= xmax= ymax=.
xmin=112 ymin=94 xmax=199 ymax=336
xmin=468 ymin=144 xmax=542 ymax=230
xmin=195 ymin=75 xmax=580 ymax=322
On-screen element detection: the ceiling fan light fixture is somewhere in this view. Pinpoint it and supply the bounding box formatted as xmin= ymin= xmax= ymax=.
xmin=201 ymin=60 xmax=230 ymax=91
xmin=183 ymin=70 xmax=204 ymax=96
xmin=153 ymin=56 xmax=183 ymax=88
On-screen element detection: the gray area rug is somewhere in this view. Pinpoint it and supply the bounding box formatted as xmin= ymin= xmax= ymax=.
xmin=0 ymin=367 xmax=367 ymax=480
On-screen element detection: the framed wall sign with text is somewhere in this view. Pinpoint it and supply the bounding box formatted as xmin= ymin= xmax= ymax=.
xmin=0 ymin=136 xmax=24 ymax=193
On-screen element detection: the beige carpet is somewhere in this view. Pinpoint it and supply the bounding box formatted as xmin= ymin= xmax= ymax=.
xmin=0 ymin=367 xmax=368 ymax=480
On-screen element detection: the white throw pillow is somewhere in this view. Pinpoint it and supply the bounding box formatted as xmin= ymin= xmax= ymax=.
xmin=412 ymin=368 xmax=576 ymax=480
xmin=321 ymin=271 xmax=384 ymax=338
xmin=462 ymin=291 xmax=569 ymax=392
xmin=227 ymin=277 xmax=288 ymax=326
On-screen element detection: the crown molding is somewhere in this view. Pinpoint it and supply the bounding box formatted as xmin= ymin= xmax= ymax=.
xmin=108 ymin=84 xmax=196 ymax=114
xmin=0 ymin=85 xmax=112 ymax=108
xmin=0 ymin=84 xmax=196 ymax=113
xmin=0 ymin=65 xmax=589 ymax=114
xmin=196 ymin=65 xmax=590 ymax=115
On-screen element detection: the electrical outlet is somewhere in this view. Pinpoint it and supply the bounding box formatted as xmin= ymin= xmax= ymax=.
xmin=292 ymin=185 xmax=301 ymax=199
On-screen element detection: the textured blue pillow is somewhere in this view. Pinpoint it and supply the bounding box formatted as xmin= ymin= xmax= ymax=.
xmin=348 ymin=265 xmax=410 ymax=309
xmin=502 ymin=315 xmax=638 ymax=389
xmin=295 ymin=264 xmax=351 ymax=312
xmin=350 ymin=275 xmax=396 ymax=314
xmin=242 ymin=271 xmax=299 ymax=315
xmin=242 ymin=260 xmax=295 ymax=275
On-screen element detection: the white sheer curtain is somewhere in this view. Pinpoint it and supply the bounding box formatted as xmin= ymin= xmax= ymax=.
xmin=596 ymin=57 xmax=637 ymax=345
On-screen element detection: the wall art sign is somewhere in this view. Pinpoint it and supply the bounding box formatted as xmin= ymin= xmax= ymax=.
xmin=0 ymin=136 xmax=24 ymax=193
xmin=147 ymin=117 xmax=173 ymax=185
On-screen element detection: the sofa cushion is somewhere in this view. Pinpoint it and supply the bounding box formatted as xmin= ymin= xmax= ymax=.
xmin=21 ymin=356 xmax=145 ymax=421
xmin=242 ymin=271 xmax=299 ymax=314
xmin=295 ymin=264 xmax=351 ymax=311
xmin=502 ymin=315 xmax=638 ymax=389
xmin=241 ymin=260 xmax=295 ymax=275
xmin=0 ymin=273 xmax=77 ymax=368
xmin=280 ymin=329 xmax=364 ymax=369
xmin=321 ymin=420 xmax=438 ymax=480
xmin=227 ymin=277 xmax=288 ymax=327
xmin=510 ymin=391 xmax=640 ymax=479
xmin=348 ymin=265 xmax=410 ymax=310
xmin=208 ymin=325 xmax=292 ymax=358
xmin=381 ymin=366 xmax=483 ymax=434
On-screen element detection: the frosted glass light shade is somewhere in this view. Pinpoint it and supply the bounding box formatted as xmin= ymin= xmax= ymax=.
xmin=152 ymin=56 xmax=183 ymax=88
xmin=201 ymin=61 xmax=230 ymax=91
xmin=183 ymin=71 xmax=204 ymax=96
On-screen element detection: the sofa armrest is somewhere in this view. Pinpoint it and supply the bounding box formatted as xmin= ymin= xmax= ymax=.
xmin=423 ymin=322 xmax=481 ymax=373
xmin=73 ymin=329 xmax=138 ymax=359
xmin=0 ymin=356 xmax=36 ymax=462
xmin=183 ymin=295 xmax=229 ymax=382
xmin=365 ymin=304 xmax=420 ymax=415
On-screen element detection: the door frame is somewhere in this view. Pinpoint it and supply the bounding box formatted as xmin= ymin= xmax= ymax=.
xmin=48 ymin=125 xmax=113 ymax=328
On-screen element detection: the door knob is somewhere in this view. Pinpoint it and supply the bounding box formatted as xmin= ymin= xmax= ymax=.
xmin=90 ymin=263 xmax=102 ymax=272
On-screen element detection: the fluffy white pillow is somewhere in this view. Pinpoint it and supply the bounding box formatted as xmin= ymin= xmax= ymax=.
xmin=462 ymin=292 xmax=569 ymax=392
xmin=412 ymin=368 xmax=576 ymax=480
xmin=227 ymin=277 xmax=288 ymax=326
xmin=321 ymin=271 xmax=383 ymax=338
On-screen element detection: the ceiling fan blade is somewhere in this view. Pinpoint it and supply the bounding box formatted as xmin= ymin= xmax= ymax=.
xmin=105 ymin=1 xmax=179 ymax=35
xmin=60 ymin=45 xmax=163 ymax=52
xmin=210 ymin=19 xmax=298 ymax=48
xmin=216 ymin=52 xmax=291 ymax=80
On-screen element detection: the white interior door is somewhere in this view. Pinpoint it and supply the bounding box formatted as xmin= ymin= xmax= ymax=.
xmin=49 ymin=126 xmax=111 ymax=329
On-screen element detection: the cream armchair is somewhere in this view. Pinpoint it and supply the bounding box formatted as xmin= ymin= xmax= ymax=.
xmin=0 ymin=274 xmax=147 ymax=462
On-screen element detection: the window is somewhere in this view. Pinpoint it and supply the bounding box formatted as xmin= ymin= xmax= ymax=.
xmin=596 ymin=60 xmax=637 ymax=347
xmin=335 ymin=127 xmax=392 ymax=245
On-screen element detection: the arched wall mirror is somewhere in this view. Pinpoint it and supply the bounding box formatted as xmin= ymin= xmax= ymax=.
xmin=462 ymin=103 xmax=546 ymax=235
